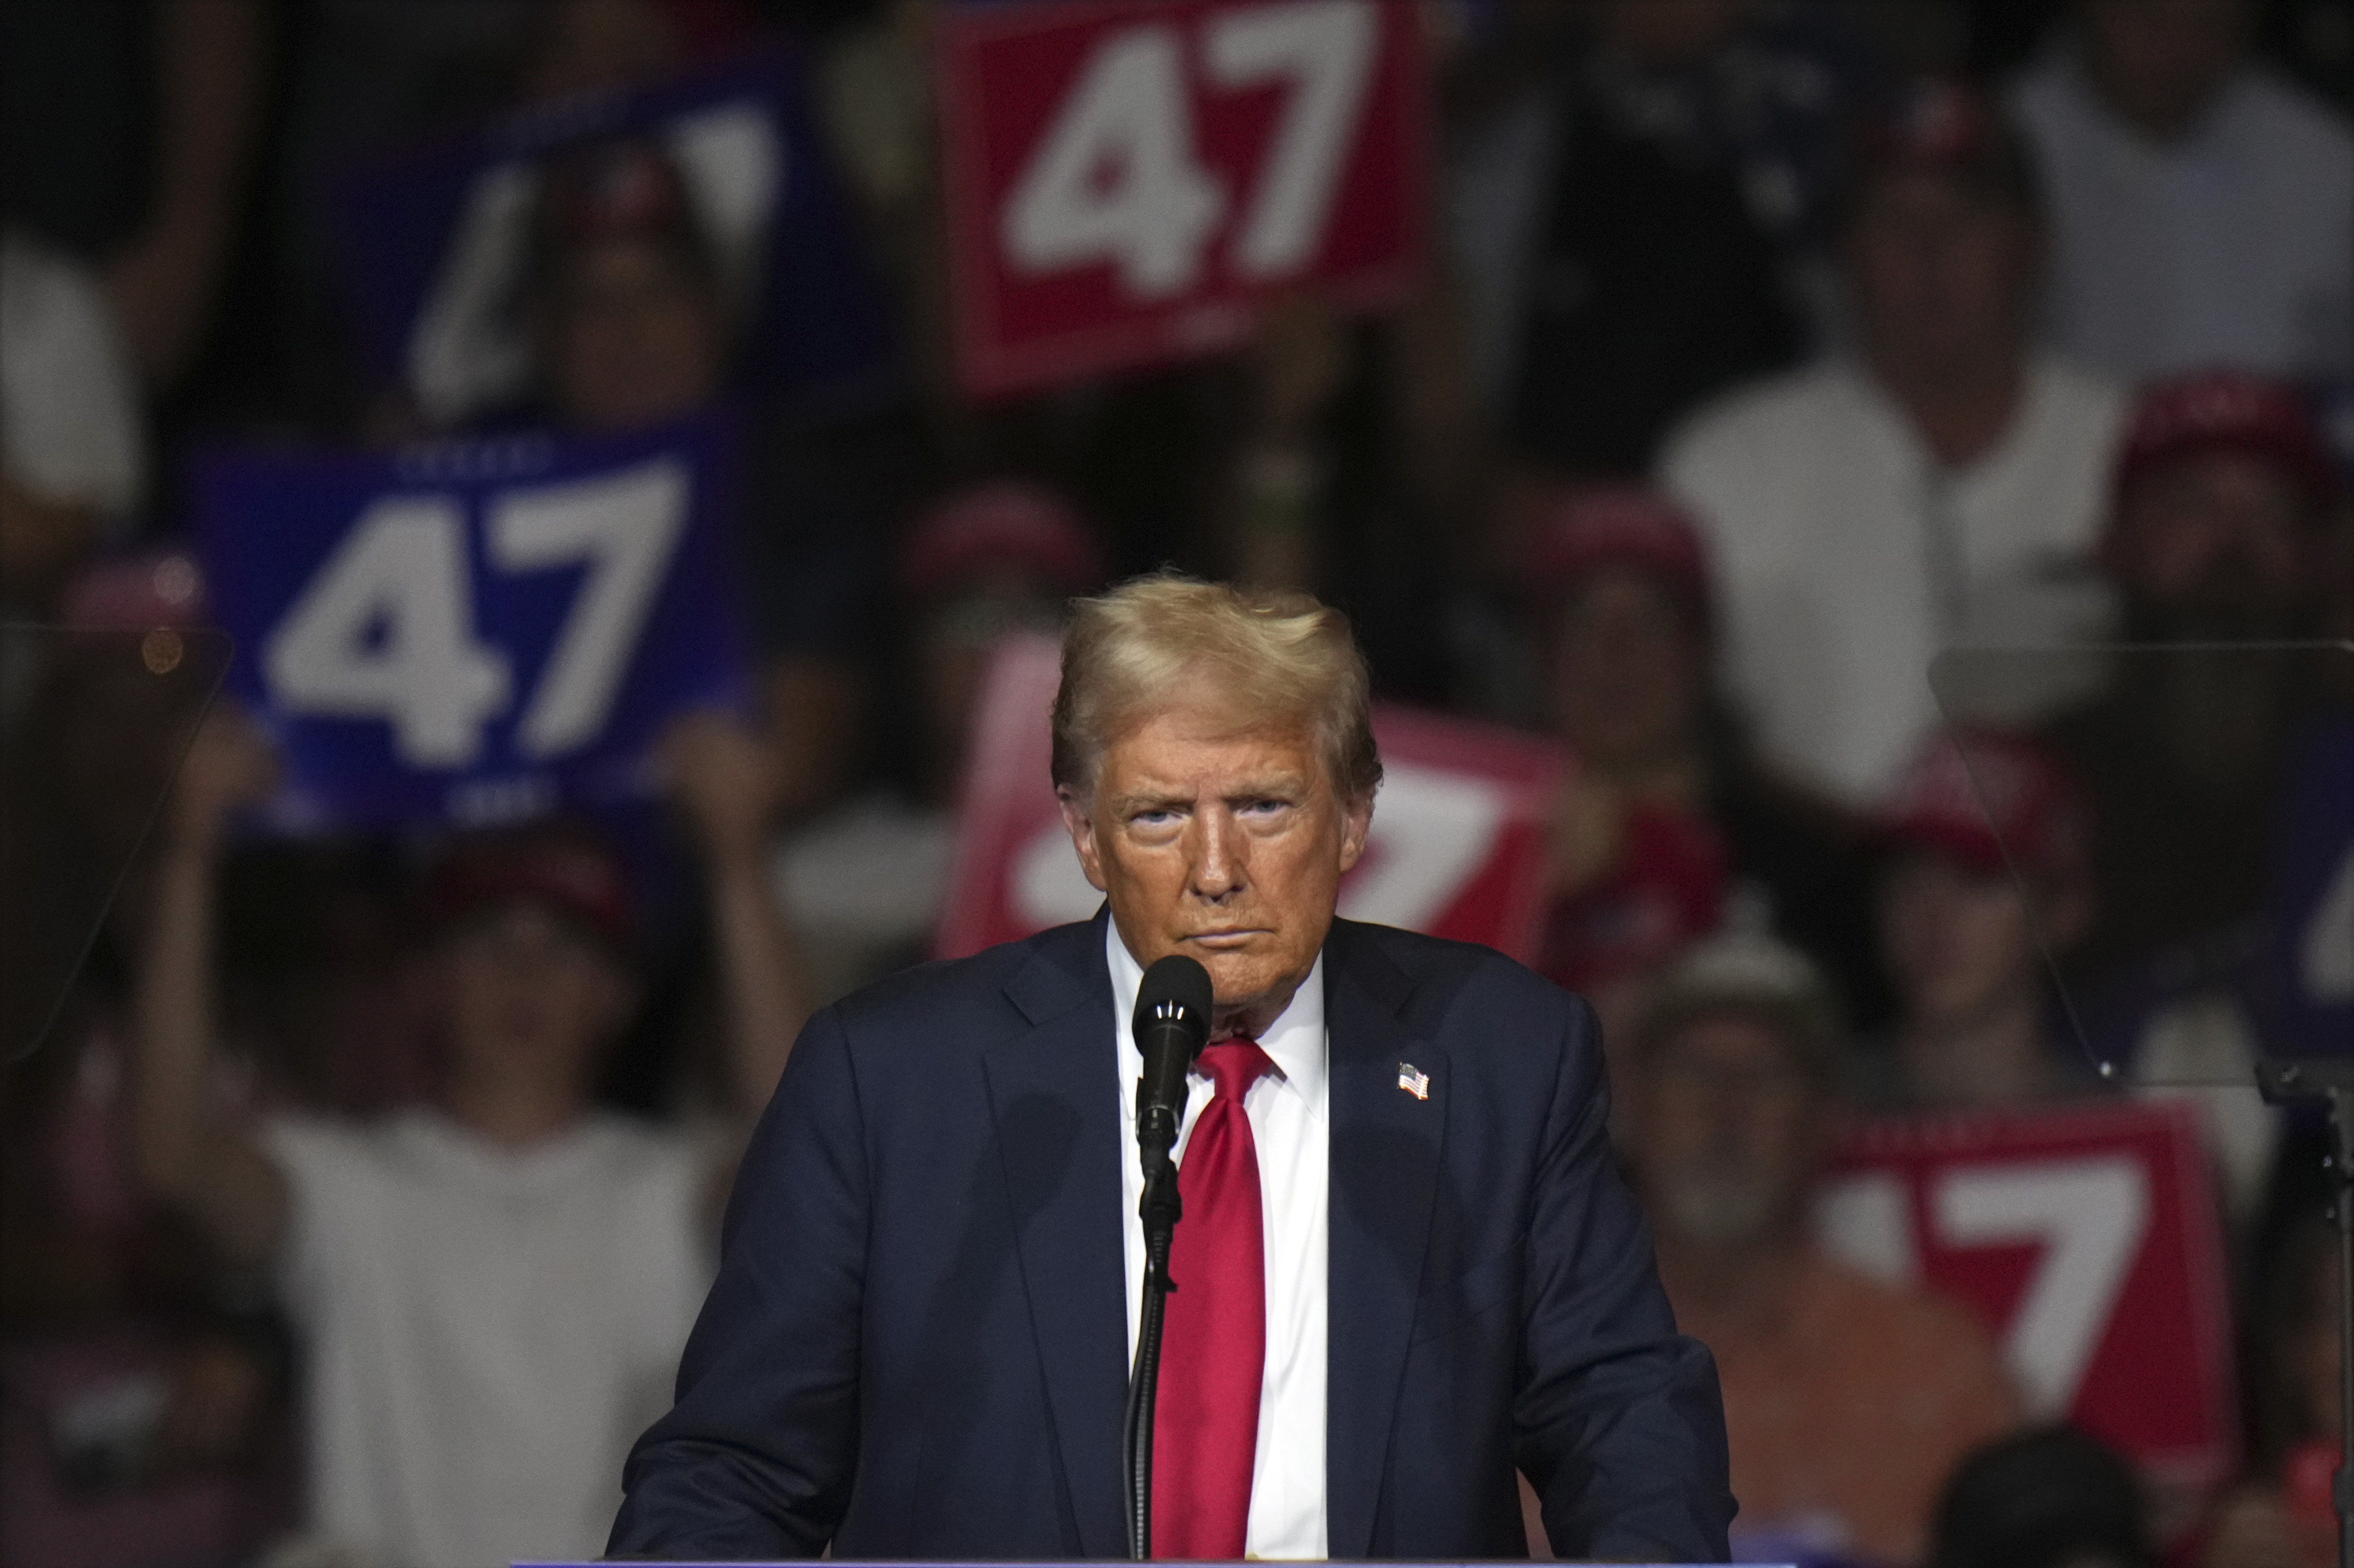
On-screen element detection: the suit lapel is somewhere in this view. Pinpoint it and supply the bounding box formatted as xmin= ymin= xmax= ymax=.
xmin=1323 ymin=922 xmax=1447 ymax=1558
xmin=980 ymin=917 xmax=1129 ymax=1558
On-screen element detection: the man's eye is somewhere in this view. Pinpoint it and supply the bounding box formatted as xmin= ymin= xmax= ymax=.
xmin=1239 ymin=798 xmax=1290 ymax=817
xmin=1133 ymin=808 xmax=1178 ymax=827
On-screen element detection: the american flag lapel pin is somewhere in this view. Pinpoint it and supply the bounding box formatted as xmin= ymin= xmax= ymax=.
xmin=1397 ymin=1062 xmax=1430 ymax=1100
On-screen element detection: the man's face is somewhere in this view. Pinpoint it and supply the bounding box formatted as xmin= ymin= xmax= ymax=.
xmin=546 ymin=238 xmax=724 ymax=432
xmin=1877 ymin=849 xmax=2045 ymax=1029
xmin=1059 ymin=700 xmax=1371 ymax=1036
xmin=1546 ymin=567 xmax=1706 ymax=773
xmin=436 ymin=901 xmax=633 ymax=1096
xmin=1847 ymin=170 xmax=2036 ymax=377
xmin=2112 ymin=451 xmax=2314 ymax=628
xmin=1628 ymin=1012 xmax=1827 ymax=1252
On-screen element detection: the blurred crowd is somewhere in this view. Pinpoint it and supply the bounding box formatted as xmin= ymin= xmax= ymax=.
xmin=2 ymin=1 xmax=2351 ymax=1566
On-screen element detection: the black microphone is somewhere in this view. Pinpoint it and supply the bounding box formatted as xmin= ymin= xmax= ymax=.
xmin=1133 ymin=954 xmax=1213 ymax=1181
xmin=1124 ymin=953 xmax=1212 ymax=1559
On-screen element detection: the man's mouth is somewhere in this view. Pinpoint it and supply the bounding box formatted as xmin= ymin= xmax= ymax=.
xmin=1186 ymin=928 xmax=1266 ymax=949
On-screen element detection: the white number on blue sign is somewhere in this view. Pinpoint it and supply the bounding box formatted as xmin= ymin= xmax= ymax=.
xmin=262 ymin=458 xmax=687 ymax=768
xmin=488 ymin=457 xmax=688 ymax=759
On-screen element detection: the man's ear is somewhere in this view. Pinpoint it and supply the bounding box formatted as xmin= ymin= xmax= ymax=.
xmin=1057 ymin=786 xmax=1109 ymax=893
xmin=1336 ymin=790 xmax=1374 ymax=874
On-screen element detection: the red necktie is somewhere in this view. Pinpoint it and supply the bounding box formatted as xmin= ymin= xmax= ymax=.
xmin=1153 ymin=1038 xmax=1274 ymax=1560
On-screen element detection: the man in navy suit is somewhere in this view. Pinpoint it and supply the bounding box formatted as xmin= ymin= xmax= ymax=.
xmin=610 ymin=577 xmax=1733 ymax=1561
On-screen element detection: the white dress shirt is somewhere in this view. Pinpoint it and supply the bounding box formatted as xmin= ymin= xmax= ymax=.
xmin=1109 ymin=922 xmax=1330 ymax=1559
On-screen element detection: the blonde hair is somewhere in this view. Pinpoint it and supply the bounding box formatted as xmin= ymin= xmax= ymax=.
xmin=1051 ymin=574 xmax=1382 ymax=803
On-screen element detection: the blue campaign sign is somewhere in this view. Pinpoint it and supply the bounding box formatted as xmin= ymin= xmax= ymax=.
xmin=329 ymin=49 xmax=894 ymax=425
xmin=195 ymin=414 xmax=754 ymax=831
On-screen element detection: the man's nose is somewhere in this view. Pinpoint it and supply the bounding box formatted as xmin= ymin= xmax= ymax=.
xmin=1188 ymin=809 xmax=1246 ymax=901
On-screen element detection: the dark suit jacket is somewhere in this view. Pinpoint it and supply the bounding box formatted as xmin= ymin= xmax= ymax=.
xmin=610 ymin=913 xmax=1733 ymax=1561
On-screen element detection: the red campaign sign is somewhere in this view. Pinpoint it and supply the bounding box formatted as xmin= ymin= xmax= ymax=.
xmin=935 ymin=634 xmax=1564 ymax=961
xmin=1815 ymin=1101 xmax=2237 ymax=1491
xmin=934 ymin=0 xmax=1427 ymax=398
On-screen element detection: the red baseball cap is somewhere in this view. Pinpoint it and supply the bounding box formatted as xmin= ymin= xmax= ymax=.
xmin=2112 ymin=368 xmax=2339 ymax=515
xmin=418 ymin=820 xmax=635 ymax=955
xmin=899 ymin=481 xmax=1107 ymax=604
xmin=1876 ymin=727 xmax=2089 ymax=881
xmin=1520 ymin=484 xmax=1715 ymax=633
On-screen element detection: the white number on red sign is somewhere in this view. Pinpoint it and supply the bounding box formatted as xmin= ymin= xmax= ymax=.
xmin=1934 ymin=1157 xmax=2150 ymax=1415
xmin=1207 ymin=0 xmax=1378 ymax=278
xmin=1337 ymin=762 xmax=1504 ymax=930
xmin=263 ymin=458 xmax=686 ymax=768
xmin=1000 ymin=0 xmax=1379 ymax=299
xmin=1001 ymin=25 xmax=1223 ymax=298
xmin=1817 ymin=1154 xmax=2154 ymax=1418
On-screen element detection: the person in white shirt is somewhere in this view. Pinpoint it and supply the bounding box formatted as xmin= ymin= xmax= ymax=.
xmin=128 ymin=710 xmax=805 ymax=1568
xmin=2011 ymin=0 xmax=2354 ymax=382
xmin=1663 ymin=77 xmax=2128 ymax=807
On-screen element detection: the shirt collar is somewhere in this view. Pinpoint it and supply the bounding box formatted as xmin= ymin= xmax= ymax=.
xmin=1106 ymin=918 xmax=1328 ymax=1110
